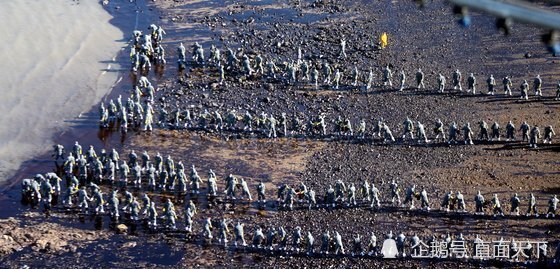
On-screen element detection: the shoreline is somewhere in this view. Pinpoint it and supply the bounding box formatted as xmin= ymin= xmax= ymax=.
xmin=0 ymin=0 xmax=158 ymax=218
xmin=0 ymin=0 xmax=128 ymax=184
xmin=1 ymin=0 xmax=559 ymax=267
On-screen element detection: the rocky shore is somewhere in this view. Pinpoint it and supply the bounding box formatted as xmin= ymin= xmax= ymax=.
xmin=1 ymin=0 xmax=559 ymax=268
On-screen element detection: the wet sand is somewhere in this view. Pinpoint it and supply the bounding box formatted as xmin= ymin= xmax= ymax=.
xmin=0 ymin=0 xmax=156 ymax=214
xmin=0 ymin=0 xmax=123 ymax=182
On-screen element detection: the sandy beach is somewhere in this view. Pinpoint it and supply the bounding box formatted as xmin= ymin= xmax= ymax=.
xmin=0 ymin=0 xmax=146 ymax=183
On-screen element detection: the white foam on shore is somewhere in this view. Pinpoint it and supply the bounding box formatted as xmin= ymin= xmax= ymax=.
xmin=0 ymin=0 xmax=126 ymax=181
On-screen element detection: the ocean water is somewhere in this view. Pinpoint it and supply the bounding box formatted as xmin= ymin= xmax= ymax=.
xmin=0 ymin=0 xmax=126 ymax=182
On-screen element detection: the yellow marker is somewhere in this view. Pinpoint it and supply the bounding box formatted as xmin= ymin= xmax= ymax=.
xmin=380 ymin=32 xmax=388 ymax=48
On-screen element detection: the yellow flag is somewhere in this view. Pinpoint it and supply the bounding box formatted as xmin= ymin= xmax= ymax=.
xmin=380 ymin=32 xmax=388 ymax=48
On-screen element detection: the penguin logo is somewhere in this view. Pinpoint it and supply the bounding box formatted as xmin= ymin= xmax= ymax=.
xmin=381 ymin=234 xmax=398 ymax=258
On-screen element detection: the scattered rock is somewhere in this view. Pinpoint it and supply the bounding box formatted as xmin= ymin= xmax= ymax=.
xmin=116 ymin=224 xmax=128 ymax=234
xmin=123 ymin=241 xmax=137 ymax=248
